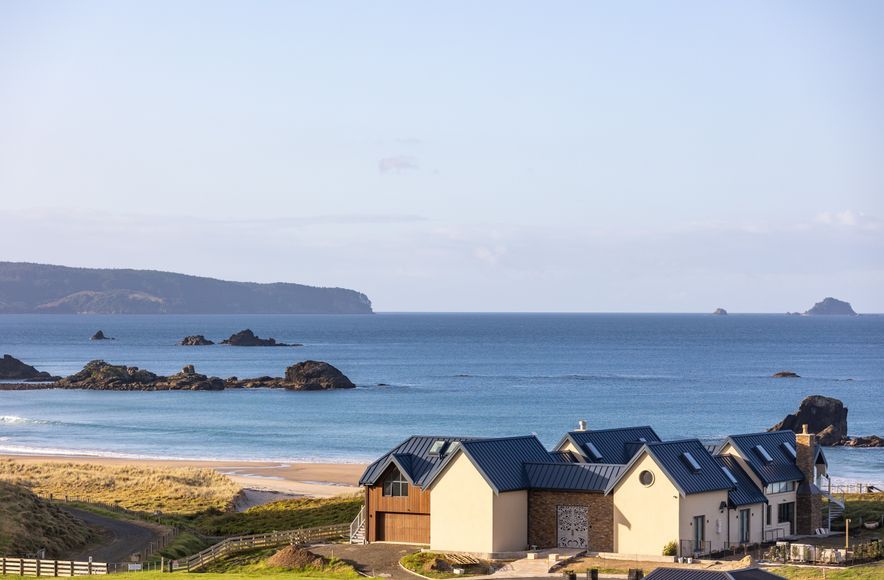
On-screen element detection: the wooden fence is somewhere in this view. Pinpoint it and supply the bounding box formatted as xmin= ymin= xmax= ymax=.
xmin=172 ymin=524 xmax=349 ymax=571
xmin=0 ymin=557 xmax=108 ymax=577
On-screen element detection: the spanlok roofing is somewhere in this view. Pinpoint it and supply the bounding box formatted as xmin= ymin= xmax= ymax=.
xmin=725 ymin=431 xmax=805 ymax=486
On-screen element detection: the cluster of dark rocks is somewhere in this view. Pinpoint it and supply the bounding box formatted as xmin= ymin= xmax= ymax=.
xmin=0 ymin=354 xmax=61 ymax=382
xmin=769 ymin=395 xmax=882 ymax=447
xmin=0 ymin=356 xmax=355 ymax=392
xmin=180 ymin=329 xmax=301 ymax=347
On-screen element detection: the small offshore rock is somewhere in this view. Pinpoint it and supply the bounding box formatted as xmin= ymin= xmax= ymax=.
xmin=770 ymin=395 xmax=848 ymax=446
xmin=284 ymin=361 xmax=355 ymax=390
xmin=712 ymin=308 xmax=728 ymax=315
xmin=90 ymin=330 xmax=113 ymax=340
xmin=772 ymin=371 xmax=800 ymax=378
xmin=221 ymin=329 xmax=291 ymax=347
xmin=180 ymin=335 xmax=214 ymax=346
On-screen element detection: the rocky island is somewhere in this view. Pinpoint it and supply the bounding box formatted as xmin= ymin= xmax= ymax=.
xmin=804 ymin=297 xmax=857 ymax=316
xmin=180 ymin=335 xmax=215 ymax=345
xmin=770 ymin=395 xmax=882 ymax=447
xmin=90 ymin=330 xmax=113 ymax=340
xmin=221 ymin=329 xmax=300 ymax=347
xmin=712 ymin=308 xmax=728 ymax=315
xmin=0 ymin=354 xmax=60 ymax=382
xmin=0 ymin=357 xmax=355 ymax=392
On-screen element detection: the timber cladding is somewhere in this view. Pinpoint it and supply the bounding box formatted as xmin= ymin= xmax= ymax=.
xmin=365 ymin=482 xmax=431 ymax=544
xmin=528 ymin=490 xmax=614 ymax=552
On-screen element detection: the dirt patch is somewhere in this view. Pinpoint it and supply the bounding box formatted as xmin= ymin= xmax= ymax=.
xmin=267 ymin=545 xmax=327 ymax=569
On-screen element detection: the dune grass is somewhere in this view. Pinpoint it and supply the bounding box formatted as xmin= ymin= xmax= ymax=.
xmin=0 ymin=459 xmax=240 ymax=515
xmin=838 ymin=493 xmax=884 ymax=529
xmin=192 ymin=495 xmax=362 ymax=536
xmin=0 ymin=480 xmax=96 ymax=557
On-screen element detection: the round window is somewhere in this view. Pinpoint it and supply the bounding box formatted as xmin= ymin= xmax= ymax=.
xmin=639 ymin=470 xmax=655 ymax=486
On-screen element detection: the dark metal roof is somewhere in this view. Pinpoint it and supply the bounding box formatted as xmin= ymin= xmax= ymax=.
xmin=644 ymin=568 xmax=784 ymax=580
xmin=715 ymin=455 xmax=768 ymax=507
xmin=725 ymin=431 xmax=805 ymax=486
xmin=358 ymin=435 xmax=483 ymax=487
xmin=525 ymin=462 xmax=625 ymax=492
xmin=549 ymin=450 xmax=579 ymax=463
xmin=645 ymin=439 xmax=734 ymax=495
xmin=457 ymin=436 xmax=555 ymax=492
xmin=564 ymin=426 xmax=662 ymax=464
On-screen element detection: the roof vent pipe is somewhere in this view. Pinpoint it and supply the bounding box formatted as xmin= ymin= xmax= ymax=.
xmin=577 ymin=419 xmax=587 ymax=431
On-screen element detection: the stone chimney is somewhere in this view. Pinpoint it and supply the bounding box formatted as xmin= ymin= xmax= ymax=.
xmin=795 ymin=424 xmax=823 ymax=534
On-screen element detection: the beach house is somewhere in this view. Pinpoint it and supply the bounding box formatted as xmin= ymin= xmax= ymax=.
xmin=353 ymin=423 xmax=829 ymax=559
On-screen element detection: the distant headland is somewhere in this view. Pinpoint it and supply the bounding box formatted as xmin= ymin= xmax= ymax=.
xmin=0 ymin=262 xmax=372 ymax=314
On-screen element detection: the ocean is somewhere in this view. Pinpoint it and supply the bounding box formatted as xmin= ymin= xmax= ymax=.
xmin=0 ymin=313 xmax=881 ymax=483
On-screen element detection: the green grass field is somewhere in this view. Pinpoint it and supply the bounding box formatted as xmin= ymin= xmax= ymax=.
xmin=191 ymin=495 xmax=363 ymax=535
xmin=772 ymin=562 xmax=884 ymax=579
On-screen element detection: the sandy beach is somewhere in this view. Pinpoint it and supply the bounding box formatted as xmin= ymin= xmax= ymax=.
xmin=0 ymin=454 xmax=367 ymax=504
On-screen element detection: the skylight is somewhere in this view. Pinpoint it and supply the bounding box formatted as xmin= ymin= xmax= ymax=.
xmin=428 ymin=440 xmax=448 ymax=456
xmin=584 ymin=441 xmax=603 ymax=461
xmin=781 ymin=441 xmax=797 ymax=460
xmin=681 ymin=451 xmax=702 ymax=472
xmin=754 ymin=444 xmax=774 ymax=464
xmin=721 ymin=466 xmax=738 ymax=486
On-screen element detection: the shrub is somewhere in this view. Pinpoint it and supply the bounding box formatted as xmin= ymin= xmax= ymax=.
xmin=662 ymin=540 xmax=678 ymax=556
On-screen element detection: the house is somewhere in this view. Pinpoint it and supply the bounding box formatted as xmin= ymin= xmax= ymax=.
xmin=355 ymin=423 xmax=827 ymax=559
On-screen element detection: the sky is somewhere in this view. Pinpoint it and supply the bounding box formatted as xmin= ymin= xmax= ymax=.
xmin=1 ymin=1 xmax=882 ymax=312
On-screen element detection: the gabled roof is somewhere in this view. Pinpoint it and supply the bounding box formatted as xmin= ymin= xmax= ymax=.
xmin=525 ymin=462 xmax=625 ymax=492
xmin=557 ymin=425 xmax=662 ymax=464
xmin=358 ymin=435 xmax=482 ymax=487
xmin=423 ymin=435 xmax=555 ymax=493
xmin=549 ymin=450 xmax=579 ymax=463
xmin=608 ymin=439 xmax=734 ymax=496
xmin=644 ymin=567 xmax=784 ymax=580
xmin=715 ymin=455 xmax=767 ymax=507
xmin=724 ymin=431 xmax=804 ymax=486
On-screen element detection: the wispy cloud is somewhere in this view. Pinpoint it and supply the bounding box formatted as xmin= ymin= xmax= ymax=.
xmin=378 ymin=155 xmax=419 ymax=173
xmin=815 ymin=210 xmax=881 ymax=230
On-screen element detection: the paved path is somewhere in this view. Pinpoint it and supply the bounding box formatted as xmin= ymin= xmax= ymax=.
xmin=312 ymin=543 xmax=418 ymax=580
xmin=61 ymin=507 xmax=168 ymax=564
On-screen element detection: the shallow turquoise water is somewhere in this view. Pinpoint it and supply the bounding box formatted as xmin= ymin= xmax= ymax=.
xmin=0 ymin=313 xmax=881 ymax=482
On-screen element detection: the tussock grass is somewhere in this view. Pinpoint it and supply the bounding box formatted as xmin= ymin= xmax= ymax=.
xmin=193 ymin=495 xmax=362 ymax=536
xmin=0 ymin=480 xmax=96 ymax=557
xmin=773 ymin=563 xmax=884 ymax=580
xmin=199 ymin=546 xmax=358 ymax=577
xmin=0 ymin=460 xmax=240 ymax=515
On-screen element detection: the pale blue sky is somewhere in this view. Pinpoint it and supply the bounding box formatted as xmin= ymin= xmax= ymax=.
xmin=1 ymin=1 xmax=882 ymax=311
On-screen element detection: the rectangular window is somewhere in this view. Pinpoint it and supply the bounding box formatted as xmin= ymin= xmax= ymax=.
xmin=766 ymin=505 xmax=772 ymax=525
xmin=765 ymin=481 xmax=796 ymax=494
xmin=778 ymin=502 xmax=795 ymax=535
xmin=381 ymin=468 xmax=409 ymax=497
xmin=740 ymin=509 xmax=751 ymax=544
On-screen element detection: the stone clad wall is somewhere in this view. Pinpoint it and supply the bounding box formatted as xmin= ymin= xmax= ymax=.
xmin=795 ymin=428 xmax=823 ymax=534
xmin=527 ymin=490 xmax=614 ymax=552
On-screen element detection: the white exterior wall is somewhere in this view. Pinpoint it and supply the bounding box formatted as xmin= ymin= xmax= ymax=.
xmin=678 ymin=490 xmax=729 ymax=553
xmin=612 ymin=453 xmax=680 ymax=557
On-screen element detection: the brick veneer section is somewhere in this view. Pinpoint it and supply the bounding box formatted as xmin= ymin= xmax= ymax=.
xmin=528 ymin=490 xmax=614 ymax=552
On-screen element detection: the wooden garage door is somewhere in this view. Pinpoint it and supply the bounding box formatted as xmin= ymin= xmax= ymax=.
xmin=376 ymin=512 xmax=430 ymax=544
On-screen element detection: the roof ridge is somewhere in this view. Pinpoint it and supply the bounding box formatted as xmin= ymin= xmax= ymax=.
xmin=462 ymin=434 xmax=541 ymax=444
xmin=569 ymin=425 xmax=655 ymax=434
xmin=728 ymin=430 xmax=793 ymax=439
xmin=646 ymin=438 xmax=705 ymax=446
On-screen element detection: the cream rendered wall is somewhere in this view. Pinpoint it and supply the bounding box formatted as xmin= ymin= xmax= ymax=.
xmin=678 ymin=490 xmax=729 ymax=552
xmin=725 ymin=504 xmax=764 ymax=546
xmin=612 ymin=453 xmax=680 ymax=557
xmin=492 ymin=490 xmax=528 ymax=552
xmin=428 ymin=451 xmax=495 ymax=553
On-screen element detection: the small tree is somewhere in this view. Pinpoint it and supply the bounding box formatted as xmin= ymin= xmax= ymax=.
xmin=662 ymin=540 xmax=678 ymax=556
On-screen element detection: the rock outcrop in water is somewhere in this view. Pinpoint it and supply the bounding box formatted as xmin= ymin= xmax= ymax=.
xmin=284 ymin=361 xmax=356 ymax=390
xmin=221 ymin=329 xmax=299 ymax=347
xmin=180 ymin=335 xmax=215 ymax=346
xmin=90 ymin=330 xmax=113 ymax=340
xmin=772 ymin=371 xmax=800 ymax=378
xmin=0 ymin=354 xmax=60 ymax=382
xmin=712 ymin=308 xmax=728 ymax=315
xmin=770 ymin=395 xmax=882 ymax=447
xmin=1 ymin=359 xmax=355 ymax=392
xmin=804 ymin=297 xmax=857 ymax=316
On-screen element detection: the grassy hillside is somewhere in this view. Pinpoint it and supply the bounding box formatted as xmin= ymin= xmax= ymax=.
xmin=0 ymin=481 xmax=96 ymax=557
xmin=193 ymin=495 xmax=362 ymax=535
xmin=0 ymin=460 xmax=240 ymax=515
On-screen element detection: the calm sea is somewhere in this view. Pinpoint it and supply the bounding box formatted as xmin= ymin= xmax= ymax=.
xmin=0 ymin=314 xmax=881 ymax=483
